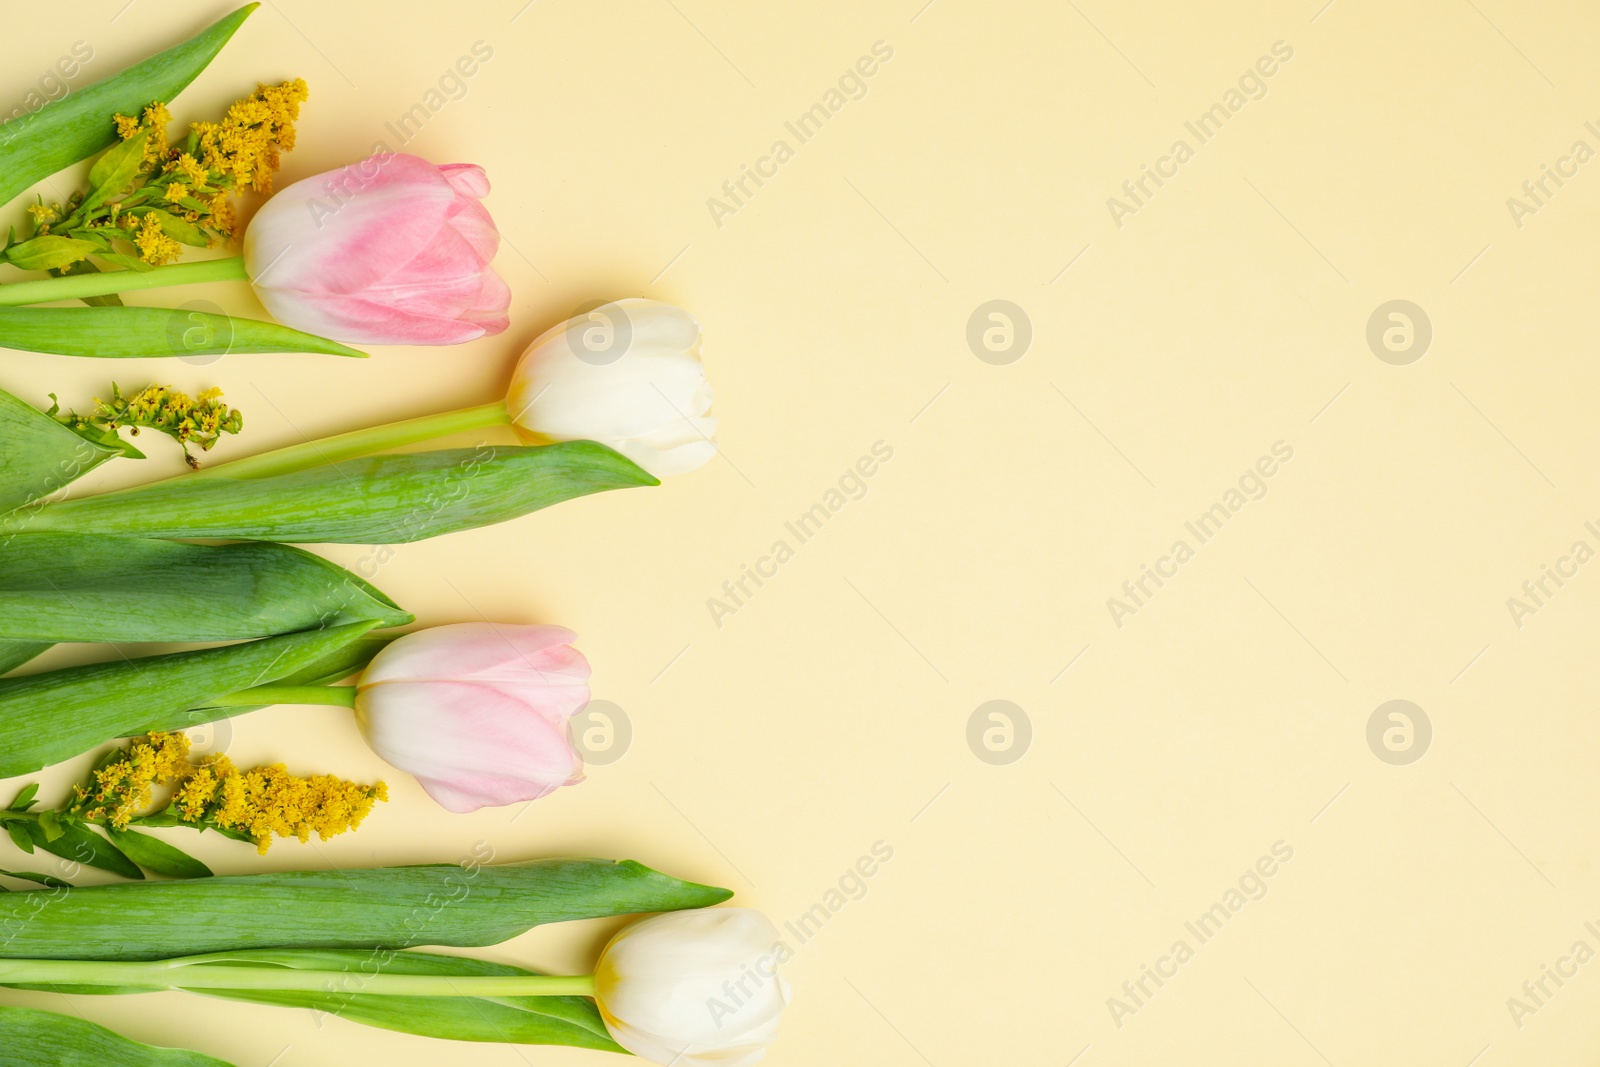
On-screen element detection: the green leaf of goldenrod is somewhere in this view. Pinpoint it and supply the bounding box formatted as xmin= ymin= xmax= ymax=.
xmin=6 ymin=784 xmax=38 ymax=812
xmin=105 ymin=828 xmax=212 ymax=880
xmin=129 ymin=208 xmax=209 ymax=248
xmin=0 ymin=868 xmax=71 ymax=889
xmin=83 ymin=130 xmax=150 ymax=210
xmin=3 ymin=235 xmax=98 ymax=271
xmin=34 ymin=810 xmax=63 ymax=843
xmin=4 ymin=824 xmax=32 ymax=854
xmin=22 ymin=818 xmax=142 ymax=880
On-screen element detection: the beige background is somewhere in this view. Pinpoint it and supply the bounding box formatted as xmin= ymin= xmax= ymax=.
xmin=1 ymin=0 xmax=1598 ymax=1063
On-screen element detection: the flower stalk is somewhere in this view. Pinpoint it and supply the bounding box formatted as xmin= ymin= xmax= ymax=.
xmin=0 ymin=255 xmax=247 ymax=305
xmin=187 ymin=399 xmax=515 ymax=481
xmin=0 ymin=954 xmax=597 ymax=997
xmin=201 ymin=684 xmax=356 ymax=708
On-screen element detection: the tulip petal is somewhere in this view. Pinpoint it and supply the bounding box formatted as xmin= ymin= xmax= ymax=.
xmin=361 ymin=623 xmax=585 ymax=687
xmin=242 ymin=153 xmax=508 ymax=346
xmin=355 ymin=678 xmax=582 ymax=814
xmin=438 ymin=162 xmax=491 ymax=199
xmin=595 ymin=909 xmax=789 ymax=1067
xmin=245 ymin=154 xmax=457 ymax=293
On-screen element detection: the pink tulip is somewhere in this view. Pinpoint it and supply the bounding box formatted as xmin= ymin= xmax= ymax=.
xmin=242 ymin=152 xmax=511 ymax=345
xmin=352 ymin=623 xmax=589 ymax=813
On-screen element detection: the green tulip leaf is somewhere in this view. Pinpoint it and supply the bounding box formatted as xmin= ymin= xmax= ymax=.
xmin=199 ymin=949 xmax=623 ymax=1051
xmin=0 ymin=622 xmax=376 ymax=779
xmin=0 ymin=385 xmax=123 ymax=517
xmin=0 ymin=1005 xmax=234 ymax=1066
xmin=0 ymin=534 xmax=410 ymax=643
xmin=0 ymin=858 xmax=731 ymax=960
xmin=25 ymin=442 xmax=659 ymax=543
xmin=0 ymin=6 xmax=257 ymax=208
xmin=0 ymin=641 xmax=49 ymax=675
xmin=0 ymin=304 xmax=363 ymax=358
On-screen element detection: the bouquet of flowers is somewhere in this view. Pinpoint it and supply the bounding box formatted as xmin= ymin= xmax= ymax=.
xmin=0 ymin=8 xmax=771 ymax=1066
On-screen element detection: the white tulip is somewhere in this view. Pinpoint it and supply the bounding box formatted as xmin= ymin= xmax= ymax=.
xmin=594 ymin=908 xmax=791 ymax=1066
xmin=507 ymin=298 xmax=718 ymax=477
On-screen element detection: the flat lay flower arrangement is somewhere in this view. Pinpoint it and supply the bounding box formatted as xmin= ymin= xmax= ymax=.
xmin=0 ymin=7 xmax=775 ymax=1066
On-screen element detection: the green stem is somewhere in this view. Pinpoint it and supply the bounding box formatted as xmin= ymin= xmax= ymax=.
xmin=0 ymin=956 xmax=597 ymax=997
xmin=0 ymin=256 xmax=248 ymax=306
xmin=201 ymin=684 xmax=356 ymax=710
xmin=188 ymin=399 xmax=514 ymax=481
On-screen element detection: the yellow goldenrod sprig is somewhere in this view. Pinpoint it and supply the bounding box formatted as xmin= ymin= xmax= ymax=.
xmin=66 ymin=732 xmax=385 ymax=855
xmin=69 ymin=732 xmax=192 ymax=830
xmin=49 ymin=382 xmax=243 ymax=468
xmin=173 ymin=754 xmax=388 ymax=855
xmin=6 ymin=80 xmax=307 ymax=271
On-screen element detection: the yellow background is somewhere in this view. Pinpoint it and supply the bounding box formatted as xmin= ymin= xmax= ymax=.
xmin=2 ymin=1 xmax=1599 ymax=1063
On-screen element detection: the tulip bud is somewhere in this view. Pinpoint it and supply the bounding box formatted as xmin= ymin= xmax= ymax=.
xmin=242 ymin=153 xmax=511 ymax=345
xmin=594 ymin=908 xmax=791 ymax=1067
xmin=351 ymin=623 xmax=588 ymax=813
xmin=507 ymin=298 xmax=717 ymax=477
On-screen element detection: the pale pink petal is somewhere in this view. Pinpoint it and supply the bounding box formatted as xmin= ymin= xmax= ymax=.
xmin=438 ymin=162 xmax=491 ymax=199
xmin=361 ymin=624 xmax=583 ymax=686
xmin=242 ymin=153 xmax=508 ymax=346
xmin=355 ymin=679 xmax=583 ymax=814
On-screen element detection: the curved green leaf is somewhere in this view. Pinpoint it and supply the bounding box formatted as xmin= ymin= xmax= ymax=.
xmin=0 ymin=385 xmax=121 ymax=516
xmin=199 ymin=949 xmax=624 ymax=1051
xmin=134 ymin=207 xmax=208 ymax=248
xmin=84 ymin=130 xmax=150 ymax=210
xmin=0 ymin=534 xmax=410 ymax=642
xmin=0 ymin=868 xmax=71 ymax=889
xmin=0 ymin=641 xmax=49 ymax=674
xmin=6 ymin=784 xmax=38 ymax=811
xmin=4 ymin=234 xmax=97 ymax=271
xmin=106 ymin=827 xmax=212 ymax=880
xmin=27 ymin=442 xmax=659 ymax=543
xmin=0 ymin=622 xmax=375 ymax=779
xmin=0 ymin=858 xmax=732 ymax=960
xmin=19 ymin=818 xmax=141 ymax=880
xmin=0 ymin=1005 xmax=233 ymax=1066
xmin=0 ymin=303 xmax=363 ymax=358
xmin=141 ymin=634 xmax=396 ymax=734
xmin=0 ymin=6 xmax=257 ymax=207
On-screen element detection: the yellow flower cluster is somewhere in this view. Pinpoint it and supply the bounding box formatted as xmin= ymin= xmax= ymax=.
xmin=103 ymin=79 xmax=306 ymax=260
xmin=174 ymin=756 xmax=387 ymax=855
xmin=50 ymin=383 xmax=245 ymax=468
xmin=121 ymin=384 xmax=234 ymax=439
xmin=190 ymin=79 xmax=308 ymax=194
xmin=73 ymin=732 xmax=193 ymax=830
xmin=74 ymin=732 xmax=385 ymax=855
xmin=132 ymin=212 xmax=181 ymax=265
